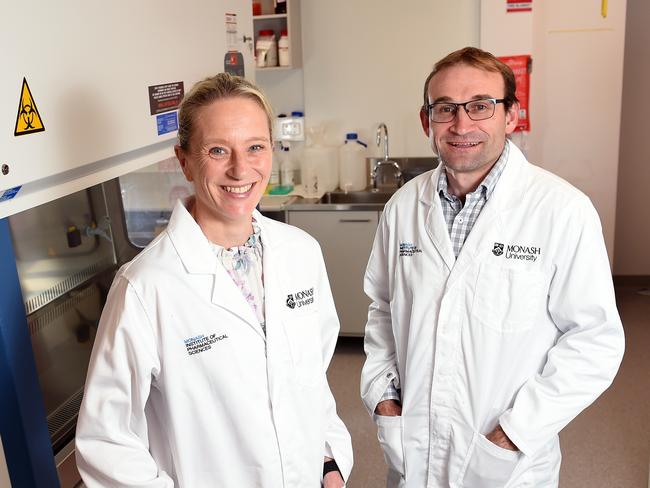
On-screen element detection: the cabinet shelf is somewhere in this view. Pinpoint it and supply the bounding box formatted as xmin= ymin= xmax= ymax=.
xmin=253 ymin=13 xmax=287 ymax=20
xmin=252 ymin=0 xmax=301 ymax=70
xmin=256 ymin=66 xmax=294 ymax=72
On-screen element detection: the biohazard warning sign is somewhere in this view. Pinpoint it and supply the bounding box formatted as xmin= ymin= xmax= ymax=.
xmin=14 ymin=78 xmax=45 ymax=136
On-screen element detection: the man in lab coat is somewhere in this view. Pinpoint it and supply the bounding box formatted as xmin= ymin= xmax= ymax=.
xmin=360 ymin=47 xmax=624 ymax=487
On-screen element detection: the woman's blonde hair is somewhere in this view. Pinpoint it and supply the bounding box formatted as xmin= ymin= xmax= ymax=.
xmin=177 ymin=73 xmax=273 ymax=150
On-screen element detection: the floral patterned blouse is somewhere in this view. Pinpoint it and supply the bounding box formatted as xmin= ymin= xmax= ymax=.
xmin=210 ymin=221 xmax=266 ymax=335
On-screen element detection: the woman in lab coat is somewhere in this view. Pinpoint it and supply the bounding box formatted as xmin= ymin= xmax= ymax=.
xmin=76 ymin=73 xmax=352 ymax=487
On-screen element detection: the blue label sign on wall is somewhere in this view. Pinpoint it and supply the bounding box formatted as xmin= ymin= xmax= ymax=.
xmin=157 ymin=112 xmax=178 ymax=136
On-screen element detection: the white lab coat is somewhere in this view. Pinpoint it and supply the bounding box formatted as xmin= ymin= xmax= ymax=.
xmin=361 ymin=141 xmax=624 ymax=488
xmin=76 ymin=200 xmax=353 ymax=487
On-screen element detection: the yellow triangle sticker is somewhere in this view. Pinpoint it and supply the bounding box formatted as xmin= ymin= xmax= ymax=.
xmin=14 ymin=78 xmax=45 ymax=136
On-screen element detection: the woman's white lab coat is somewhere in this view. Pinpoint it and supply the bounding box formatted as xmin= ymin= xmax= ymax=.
xmin=361 ymin=142 xmax=624 ymax=487
xmin=76 ymin=200 xmax=353 ymax=487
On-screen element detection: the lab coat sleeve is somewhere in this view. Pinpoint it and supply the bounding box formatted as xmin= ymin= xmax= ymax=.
xmin=360 ymin=211 xmax=401 ymax=415
xmin=499 ymin=196 xmax=625 ymax=457
xmin=317 ymin=248 xmax=354 ymax=481
xmin=76 ymin=275 xmax=172 ymax=488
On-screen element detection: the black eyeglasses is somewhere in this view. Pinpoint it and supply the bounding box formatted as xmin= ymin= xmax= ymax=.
xmin=425 ymin=98 xmax=506 ymax=123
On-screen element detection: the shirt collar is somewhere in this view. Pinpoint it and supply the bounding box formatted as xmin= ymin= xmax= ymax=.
xmin=437 ymin=142 xmax=509 ymax=201
xmin=209 ymin=218 xmax=263 ymax=256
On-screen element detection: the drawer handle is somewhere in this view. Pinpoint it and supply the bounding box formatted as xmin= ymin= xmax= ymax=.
xmin=339 ymin=219 xmax=372 ymax=223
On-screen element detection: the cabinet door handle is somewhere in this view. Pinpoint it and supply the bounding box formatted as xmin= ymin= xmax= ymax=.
xmin=339 ymin=219 xmax=372 ymax=223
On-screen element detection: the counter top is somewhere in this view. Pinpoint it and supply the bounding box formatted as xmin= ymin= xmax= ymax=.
xmin=259 ymin=188 xmax=395 ymax=212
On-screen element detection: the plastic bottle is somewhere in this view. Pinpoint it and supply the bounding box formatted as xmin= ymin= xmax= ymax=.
xmin=270 ymin=146 xmax=294 ymax=195
xmin=301 ymin=156 xmax=318 ymax=196
xmin=279 ymin=146 xmax=296 ymax=189
xmin=256 ymin=30 xmax=277 ymax=68
xmin=268 ymin=144 xmax=281 ymax=192
xmin=278 ymin=29 xmax=290 ymax=67
xmin=289 ymin=111 xmax=305 ymax=140
xmin=273 ymin=113 xmax=287 ymax=140
xmin=274 ymin=0 xmax=287 ymax=14
xmin=302 ymin=126 xmax=338 ymax=194
xmin=339 ymin=133 xmax=368 ymax=192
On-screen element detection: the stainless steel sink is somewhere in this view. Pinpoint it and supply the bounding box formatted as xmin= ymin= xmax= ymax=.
xmin=319 ymin=191 xmax=395 ymax=205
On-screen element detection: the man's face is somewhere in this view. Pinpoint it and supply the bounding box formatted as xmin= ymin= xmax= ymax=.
xmin=420 ymin=64 xmax=518 ymax=176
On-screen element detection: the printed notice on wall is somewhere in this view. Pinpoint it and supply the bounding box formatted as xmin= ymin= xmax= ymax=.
xmin=498 ymin=55 xmax=532 ymax=132
xmin=224 ymin=13 xmax=245 ymax=77
xmin=156 ymin=112 xmax=179 ymax=136
xmin=148 ymin=82 xmax=184 ymax=115
xmin=507 ymin=0 xmax=532 ymax=13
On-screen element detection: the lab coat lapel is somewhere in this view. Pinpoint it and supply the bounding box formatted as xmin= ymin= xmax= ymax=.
xmin=420 ymin=168 xmax=456 ymax=271
xmin=210 ymin=264 xmax=266 ymax=340
xmin=255 ymin=210 xmax=284 ymax=344
xmin=446 ymin=141 xmax=528 ymax=289
xmin=255 ymin=213 xmax=293 ymax=399
xmin=447 ymin=195 xmax=504 ymax=290
xmin=166 ymin=200 xmax=265 ymax=339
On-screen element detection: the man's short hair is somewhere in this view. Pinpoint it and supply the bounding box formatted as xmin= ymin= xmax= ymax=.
xmin=422 ymin=47 xmax=519 ymax=111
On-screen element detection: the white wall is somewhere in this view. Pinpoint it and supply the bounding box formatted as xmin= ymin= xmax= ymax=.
xmin=614 ymin=0 xmax=650 ymax=276
xmin=481 ymin=0 xmax=627 ymax=261
xmin=300 ymin=0 xmax=479 ymax=154
xmin=258 ymin=2 xmax=631 ymax=268
xmin=256 ymin=68 xmax=305 ymax=116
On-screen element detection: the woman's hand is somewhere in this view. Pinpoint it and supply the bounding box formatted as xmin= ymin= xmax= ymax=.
xmin=323 ymin=470 xmax=345 ymax=488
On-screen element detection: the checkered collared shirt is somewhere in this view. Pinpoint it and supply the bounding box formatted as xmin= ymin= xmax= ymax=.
xmin=438 ymin=143 xmax=509 ymax=257
xmin=379 ymin=144 xmax=509 ymax=404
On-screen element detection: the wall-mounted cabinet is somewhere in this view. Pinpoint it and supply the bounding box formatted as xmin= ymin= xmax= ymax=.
xmin=0 ymin=0 xmax=254 ymax=219
xmin=253 ymin=0 xmax=302 ymax=70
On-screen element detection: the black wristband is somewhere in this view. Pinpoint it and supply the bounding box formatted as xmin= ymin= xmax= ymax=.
xmin=323 ymin=459 xmax=341 ymax=477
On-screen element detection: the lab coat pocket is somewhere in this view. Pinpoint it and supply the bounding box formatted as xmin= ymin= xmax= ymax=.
xmin=283 ymin=311 xmax=323 ymax=387
xmin=473 ymin=263 xmax=546 ymax=332
xmin=460 ymin=432 xmax=522 ymax=488
xmin=373 ymin=414 xmax=406 ymax=479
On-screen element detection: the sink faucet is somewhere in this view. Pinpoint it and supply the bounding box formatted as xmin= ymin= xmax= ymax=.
xmin=376 ymin=122 xmax=389 ymax=161
xmin=371 ymin=123 xmax=402 ymax=190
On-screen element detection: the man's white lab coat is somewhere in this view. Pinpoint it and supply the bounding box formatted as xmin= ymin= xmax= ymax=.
xmin=77 ymin=200 xmax=353 ymax=487
xmin=361 ymin=142 xmax=624 ymax=487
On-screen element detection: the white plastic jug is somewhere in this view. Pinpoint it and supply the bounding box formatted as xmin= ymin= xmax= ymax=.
xmin=302 ymin=145 xmax=338 ymax=194
xmin=301 ymin=127 xmax=338 ymax=195
xmin=339 ymin=133 xmax=368 ymax=192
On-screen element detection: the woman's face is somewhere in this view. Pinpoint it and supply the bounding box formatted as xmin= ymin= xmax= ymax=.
xmin=176 ymin=97 xmax=272 ymax=229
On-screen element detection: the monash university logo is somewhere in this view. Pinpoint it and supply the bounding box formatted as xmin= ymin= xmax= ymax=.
xmin=286 ymin=287 xmax=314 ymax=309
xmin=492 ymin=242 xmax=504 ymax=256
xmin=491 ymin=242 xmax=542 ymax=261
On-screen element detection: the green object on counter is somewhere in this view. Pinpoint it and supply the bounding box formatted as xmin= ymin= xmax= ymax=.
xmin=269 ymin=185 xmax=294 ymax=195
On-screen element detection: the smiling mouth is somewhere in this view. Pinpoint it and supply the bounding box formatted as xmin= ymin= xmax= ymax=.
xmin=223 ymin=183 xmax=254 ymax=194
xmin=447 ymin=141 xmax=481 ymax=148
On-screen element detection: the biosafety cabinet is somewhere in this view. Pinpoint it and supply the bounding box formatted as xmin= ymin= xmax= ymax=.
xmin=0 ymin=2 xmax=255 ymax=486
